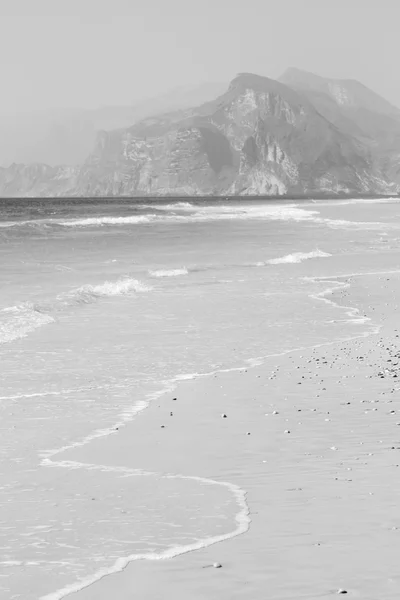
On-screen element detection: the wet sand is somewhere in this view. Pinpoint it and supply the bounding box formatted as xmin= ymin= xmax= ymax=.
xmin=65 ymin=270 xmax=400 ymax=600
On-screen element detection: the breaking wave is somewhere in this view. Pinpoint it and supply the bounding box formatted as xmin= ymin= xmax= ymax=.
xmin=149 ymin=268 xmax=189 ymax=278
xmin=0 ymin=278 xmax=151 ymax=345
xmin=64 ymin=278 xmax=151 ymax=304
xmin=265 ymin=250 xmax=332 ymax=265
xmin=141 ymin=202 xmax=195 ymax=210
xmin=322 ymin=218 xmax=394 ymax=230
xmin=310 ymin=197 xmax=400 ymax=207
xmin=60 ymin=215 xmax=153 ymax=227
xmin=0 ymin=304 xmax=55 ymax=345
xmin=51 ymin=204 xmax=319 ymax=228
xmin=3 ymin=202 xmax=398 ymax=232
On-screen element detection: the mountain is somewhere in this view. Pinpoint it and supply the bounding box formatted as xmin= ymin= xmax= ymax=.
xmin=0 ymin=82 xmax=227 ymax=168
xmin=0 ymin=72 xmax=399 ymax=197
xmin=279 ymin=68 xmax=400 ymax=118
xmin=279 ymin=68 xmax=400 ymax=187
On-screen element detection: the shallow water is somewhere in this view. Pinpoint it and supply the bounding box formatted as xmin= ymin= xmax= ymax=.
xmin=1 ymin=197 xmax=400 ymax=598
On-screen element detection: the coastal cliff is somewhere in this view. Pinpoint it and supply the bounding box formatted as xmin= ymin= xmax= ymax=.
xmin=1 ymin=72 xmax=399 ymax=197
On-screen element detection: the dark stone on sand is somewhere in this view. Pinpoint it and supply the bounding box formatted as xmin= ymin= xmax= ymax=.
xmin=337 ymin=590 xmax=348 ymax=595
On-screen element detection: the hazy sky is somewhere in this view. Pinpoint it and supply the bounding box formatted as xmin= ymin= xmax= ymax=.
xmin=0 ymin=0 xmax=398 ymax=114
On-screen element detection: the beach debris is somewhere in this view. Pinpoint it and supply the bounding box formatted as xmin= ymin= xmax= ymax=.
xmin=161 ymin=425 xmax=165 ymax=428
xmin=246 ymin=432 xmax=251 ymax=435
xmin=213 ymin=562 xmax=222 ymax=568
xmin=172 ymin=397 xmax=177 ymax=401
xmin=272 ymin=410 xmax=279 ymax=414
xmin=170 ymin=412 xmax=173 ymax=416
xmin=221 ymin=413 xmax=228 ymax=418
xmin=337 ymin=589 xmax=348 ymax=595
xmin=284 ymin=430 xmax=291 ymax=434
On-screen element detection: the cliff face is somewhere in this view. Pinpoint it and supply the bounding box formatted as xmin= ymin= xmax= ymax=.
xmin=0 ymin=72 xmax=399 ymax=197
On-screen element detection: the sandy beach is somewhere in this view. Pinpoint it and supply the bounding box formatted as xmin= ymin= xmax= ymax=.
xmin=3 ymin=198 xmax=400 ymax=599
xmin=54 ymin=267 xmax=400 ymax=600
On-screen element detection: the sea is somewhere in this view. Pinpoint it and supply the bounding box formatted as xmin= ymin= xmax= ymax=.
xmin=1 ymin=196 xmax=400 ymax=599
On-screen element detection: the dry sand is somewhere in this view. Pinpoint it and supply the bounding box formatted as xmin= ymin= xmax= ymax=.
xmin=65 ymin=270 xmax=400 ymax=600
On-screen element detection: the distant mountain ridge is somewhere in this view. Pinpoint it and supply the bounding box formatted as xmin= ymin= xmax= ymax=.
xmin=0 ymin=82 xmax=227 ymax=168
xmin=279 ymin=68 xmax=400 ymax=117
xmin=0 ymin=69 xmax=399 ymax=197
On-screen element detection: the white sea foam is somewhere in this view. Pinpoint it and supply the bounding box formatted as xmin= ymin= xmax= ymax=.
xmin=150 ymin=202 xmax=195 ymax=210
xmin=55 ymin=204 xmax=320 ymax=228
xmin=321 ymin=218 xmax=394 ymax=230
xmin=266 ymin=250 xmax=332 ymax=265
xmin=0 ymin=304 xmax=55 ymax=344
xmin=65 ymin=278 xmax=151 ymax=303
xmin=0 ymin=278 xmax=151 ymax=345
xmin=0 ymin=221 xmax=18 ymax=228
xmin=54 ymin=204 xmax=399 ymax=231
xmin=39 ymin=464 xmax=249 ymax=600
xmin=60 ymin=215 xmax=154 ymax=227
xmin=311 ymin=197 xmax=400 ymax=207
xmin=149 ymin=268 xmax=189 ymax=278
xmin=187 ymin=204 xmax=319 ymax=223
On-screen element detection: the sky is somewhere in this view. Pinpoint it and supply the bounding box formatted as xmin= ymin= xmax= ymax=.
xmin=0 ymin=0 xmax=398 ymax=114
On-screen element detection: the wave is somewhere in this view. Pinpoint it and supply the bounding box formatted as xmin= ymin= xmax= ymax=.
xmin=321 ymin=217 xmax=395 ymax=230
xmin=60 ymin=215 xmax=154 ymax=227
xmin=52 ymin=204 xmax=319 ymax=228
xmin=140 ymin=202 xmax=196 ymax=211
xmin=149 ymin=268 xmax=189 ymax=278
xmin=265 ymin=250 xmax=332 ymax=265
xmin=0 ymin=221 xmax=18 ymax=228
xmin=310 ymin=197 xmax=400 ymax=207
xmin=0 ymin=278 xmax=151 ymax=345
xmin=64 ymin=278 xmax=151 ymax=304
xmin=149 ymin=252 xmax=331 ymax=278
xmin=3 ymin=202 xmax=398 ymax=234
xmin=0 ymin=304 xmax=55 ymax=345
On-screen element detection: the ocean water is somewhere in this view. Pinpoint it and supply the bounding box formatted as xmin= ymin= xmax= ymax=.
xmin=1 ymin=196 xmax=400 ymax=599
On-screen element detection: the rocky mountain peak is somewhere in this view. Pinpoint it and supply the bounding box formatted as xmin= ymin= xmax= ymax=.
xmin=0 ymin=69 xmax=399 ymax=198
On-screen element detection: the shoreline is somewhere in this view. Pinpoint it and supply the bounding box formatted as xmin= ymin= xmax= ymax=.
xmin=38 ymin=267 xmax=400 ymax=599
xmin=1 ymin=195 xmax=399 ymax=205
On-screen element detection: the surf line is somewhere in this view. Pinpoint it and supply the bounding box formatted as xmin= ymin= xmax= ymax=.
xmin=39 ymin=455 xmax=250 ymax=600
xmin=38 ymin=268 xmax=393 ymax=599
